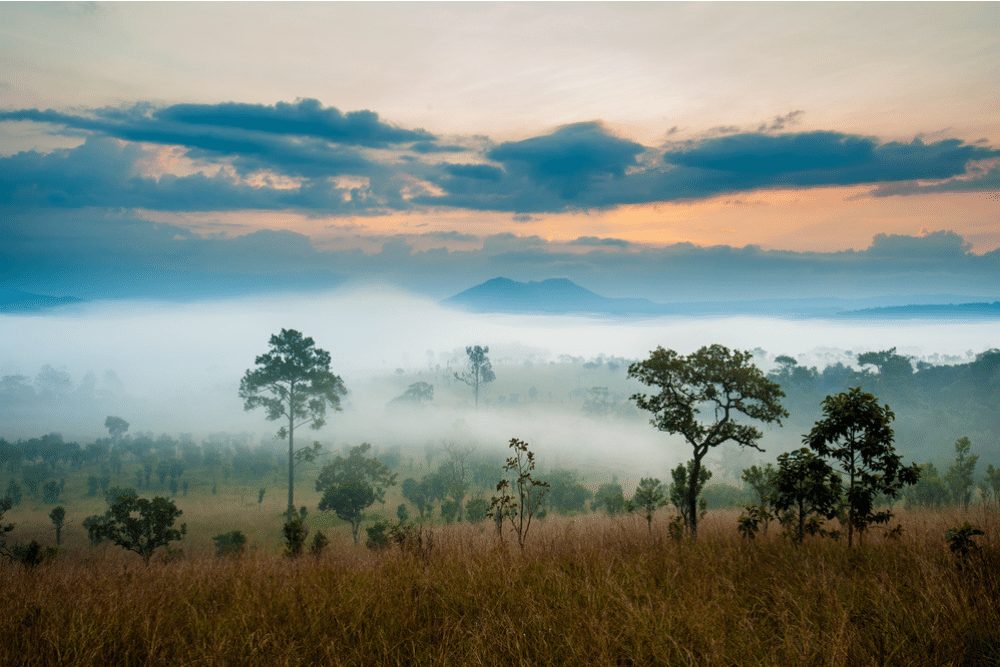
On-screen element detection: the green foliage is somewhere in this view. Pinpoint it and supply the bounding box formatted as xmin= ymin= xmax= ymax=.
xmin=857 ymin=348 xmax=913 ymax=380
xmin=741 ymin=464 xmax=778 ymax=508
xmin=282 ymin=514 xmax=308 ymax=558
xmin=488 ymin=437 xmax=549 ymax=549
xmin=104 ymin=416 xmax=129 ymax=441
xmin=903 ymin=463 xmax=950 ymax=508
xmin=401 ymin=477 xmax=435 ymax=519
xmin=592 ymin=481 xmax=627 ymax=515
xmin=945 ymin=522 xmax=984 ymax=560
xmin=629 ymin=344 xmax=787 ymax=538
xmin=981 ymin=465 xmax=1000 ymax=506
xmin=464 ymin=497 xmax=489 ymax=523
xmin=258 ymin=487 xmax=266 ymax=505
xmin=773 ymin=448 xmax=842 ymax=544
xmin=737 ymin=505 xmax=770 ymax=540
xmin=630 ymin=477 xmax=667 ymax=533
xmin=85 ymin=491 xmax=186 ymax=564
xmin=212 ymin=530 xmax=247 ymax=557
xmin=396 ymin=504 xmax=410 ymax=523
xmin=391 ymin=381 xmax=434 ymax=405
xmin=48 ymin=505 xmax=66 ymax=546
xmin=8 ymin=540 xmax=57 ymax=568
xmin=944 ymin=437 xmax=978 ymax=510
xmin=544 ymin=469 xmax=592 ymax=514
xmin=804 ymin=387 xmax=920 ymax=546
xmin=440 ymin=499 xmax=460 ymax=523
xmin=0 ymin=497 xmax=15 ymax=560
xmin=4 ymin=480 xmax=21 ymax=506
xmin=669 ymin=460 xmax=711 ymax=533
xmin=240 ymin=328 xmax=347 ymax=515
xmin=365 ymin=520 xmax=392 ymax=551
xmin=309 ymin=530 xmax=329 ymax=557
xmin=316 ymin=443 xmax=397 ymax=544
xmin=455 ymin=345 xmax=495 ymax=407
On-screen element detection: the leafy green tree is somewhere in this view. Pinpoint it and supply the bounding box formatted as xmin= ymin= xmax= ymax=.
xmin=944 ymin=437 xmax=978 ymax=510
xmin=85 ymin=491 xmax=186 ymax=564
xmin=41 ymin=479 xmax=61 ymax=504
xmin=903 ymin=463 xmax=950 ymax=508
xmin=772 ymin=448 xmax=842 ymax=544
xmin=669 ymin=460 xmax=711 ymax=531
xmin=980 ymin=465 xmax=1000 ymax=506
xmin=212 ymin=530 xmax=247 ymax=557
xmin=309 ymin=530 xmax=329 ymax=557
xmin=282 ymin=514 xmax=308 ymax=558
xmin=0 ymin=497 xmax=15 ymax=561
xmin=592 ymin=481 xmax=627 ymax=515
xmin=316 ymin=443 xmax=396 ymax=544
xmin=391 ymin=382 xmax=434 ymax=406
xmin=401 ymin=477 xmax=433 ymax=519
xmin=465 ymin=497 xmax=490 ymax=522
xmin=629 ymin=344 xmax=787 ymax=538
xmin=365 ymin=520 xmax=392 ymax=551
xmin=631 ymin=478 xmax=667 ymax=533
xmin=104 ymin=416 xmax=129 ymax=442
xmin=804 ymin=387 xmax=920 ymax=547
xmin=741 ymin=463 xmax=778 ymax=532
xmin=5 ymin=480 xmax=21 ymax=507
xmin=544 ymin=469 xmax=592 ymax=514
xmin=857 ymin=347 xmax=913 ymax=380
xmin=437 ymin=445 xmax=471 ymax=522
xmin=49 ymin=505 xmax=66 ymax=546
xmin=488 ymin=438 xmax=549 ymax=549
xmin=240 ymin=329 xmax=347 ymax=516
xmin=455 ymin=345 xmax=495 ymax=407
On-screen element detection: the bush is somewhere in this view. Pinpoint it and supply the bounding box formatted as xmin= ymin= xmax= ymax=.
xmin=212 ymin=530 xmax=247 ymax=557
xmin=366 ymin=520 xmax=392 ymax=551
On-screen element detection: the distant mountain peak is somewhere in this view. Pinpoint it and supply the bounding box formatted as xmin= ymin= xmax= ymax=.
xmin=444 ymin=277 xmax=661 ymax=316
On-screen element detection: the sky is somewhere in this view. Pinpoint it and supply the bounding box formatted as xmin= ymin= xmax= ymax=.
xmin=1 ymin=2 xmax=999 ymax=302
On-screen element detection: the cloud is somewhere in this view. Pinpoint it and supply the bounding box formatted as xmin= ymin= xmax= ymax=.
xmin=567 ymin=236 xmax=633 ymax=248
xmin=2 ymin=101 xmax=999 ymax=214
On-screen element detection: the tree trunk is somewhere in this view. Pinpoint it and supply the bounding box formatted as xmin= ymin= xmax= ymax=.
xmin=352 ymin=521 xmax=360 ymax=545
xmin=688 ymin=455 xmax=702 ymax=540
xmin=287 ymin=409 xmax=295 ymax=518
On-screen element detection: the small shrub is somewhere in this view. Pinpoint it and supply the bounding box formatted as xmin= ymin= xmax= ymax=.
xmin=945 ymin=522 xmax=984 ymax=560
xmin=282 ymin=515 xmax=308 ymax=558
xmin=366 ymin=520 xmax=392 ymax=551
xmin=310 ymin=530 xmax=329 ymax=557
xmin=212 ymin=530 xmax=247 ymax=557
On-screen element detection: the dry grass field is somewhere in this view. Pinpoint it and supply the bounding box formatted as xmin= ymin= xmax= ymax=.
xmin=2 ymin=507 xmax=997 ymax=666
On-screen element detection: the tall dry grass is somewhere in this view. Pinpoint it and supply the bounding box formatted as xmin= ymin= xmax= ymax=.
xmin=2 ymin=509 xmax=997 ymax=666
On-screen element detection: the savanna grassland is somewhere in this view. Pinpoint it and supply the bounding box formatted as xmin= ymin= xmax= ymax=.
xmin=2 ymin=506 xmax=997 ymax=666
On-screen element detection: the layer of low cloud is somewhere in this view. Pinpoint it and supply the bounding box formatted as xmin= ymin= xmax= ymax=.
xmin=2 ymin=205 xmax=996 ymax=302
xmin=2 ymin=100 xmax=998 ymax=215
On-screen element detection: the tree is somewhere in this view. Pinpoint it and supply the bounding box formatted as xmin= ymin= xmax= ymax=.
xmin=282 ymin=514 xmax=308 ymax=558
xmin=104 ymin=416 xmax=129 ymax=442
xmin=488 ymin=438 xmax=549 ymax=549
xmin=628 ymin=345 xmax=787 ymax=538
xmin=903 ymin=463 xmax=950 ymax=508
xmin=49 ymin=506 xmax=66 ymax=546
xmin=980 ymin=465 xmax=1000 ymax=506
xmin=545 ymin=469 xmax=592 ymax=514
xmin=240 ymin=329 xmax=347 ymax=516
xmin=772 ymin=448 xmax=842 ymax=544
xmin=631 ymin=478 xmax=667 ymax=534
xmin=593 ymin=481 xmax=627 ymax=515
xmin=437 ymin=444 xmax=472 ymax=522
xmin=316 ymin=443 xmax=396 ymax=544
xmin=455 ymin=345 xmax=495 ymax=407
xmin=669 ymin=460 xmax=711 ymax=531
xmin=391 ymin=382 xmax=434 ymax=406
xmin=944 ymin=437 xmax=978 ymax=510
xmin=803 ymin=387 xmax=920 ymax=547
xmin=85 ymin=491 xmax=186 ymax=564
xmin=465 ymin=497 xmax=490 ymax=522
xmin=741 ymin=463 xmax=778 ymax=533
xmin=401 ymin=477 xmax=433 ymax=519
xmin=212 ymin=530 xmax=247 ymax=557
xmin=857 ymin=348 xmax=913 ymax=381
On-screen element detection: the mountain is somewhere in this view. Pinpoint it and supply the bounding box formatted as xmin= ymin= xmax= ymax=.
xmin=837 ymin=301 xmax=1000 ymax=319
xmin=0 ymin=288 xmax=84 ymax=313
xmin=444 ymin=277 xmax=671 ymax=316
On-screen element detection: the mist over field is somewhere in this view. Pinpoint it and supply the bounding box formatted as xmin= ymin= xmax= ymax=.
xmin=1 ymin=287 xmax=997 ymax=476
